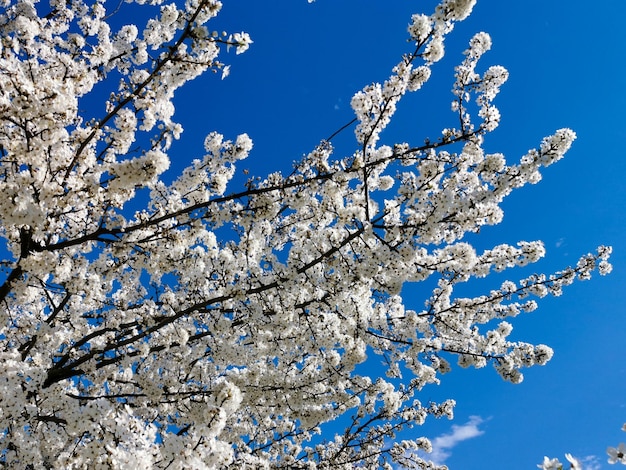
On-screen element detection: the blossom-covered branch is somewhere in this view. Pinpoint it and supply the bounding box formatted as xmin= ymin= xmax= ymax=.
xmin=0 ymin=0 xmax=611 ymax=468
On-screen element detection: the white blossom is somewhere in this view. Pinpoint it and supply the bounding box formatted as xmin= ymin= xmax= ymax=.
xmin=0 ymin=0 xmax=612 ymax=468
xmin=565 ymin=453 xmax=581 ymax=470
xmin=538 ymin=456 xmax=563 ymax=470
xmin=608 ymin=443 xmax=626 ymax=464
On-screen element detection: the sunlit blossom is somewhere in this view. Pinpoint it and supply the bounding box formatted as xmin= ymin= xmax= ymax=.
xmin=0 ymin=0 xmax=611 ymax=467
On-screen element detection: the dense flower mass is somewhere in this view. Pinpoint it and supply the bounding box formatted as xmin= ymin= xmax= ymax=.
xmin=0 ymin=0 xmax=611 ymax=468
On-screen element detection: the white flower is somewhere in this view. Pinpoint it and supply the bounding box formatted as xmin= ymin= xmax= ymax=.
xmin=408 ymin=14 xmax=431 ymax=42
xmin=538 ymin=456 xmax=562 ymax=470
xmin=599 ymin=260 xmax=613 ymax=275
xmin=408 ymin=65 xmax=431 ymax=91
xmin=378 ymin=175 xmax=394 ymax=191
xmin=221 ymin=65 xmax=231 ymax=79
xmin=608 ymin=443 xmax=626 ymax=464
xmin=231 ymin=32 xmax=253 ymax=54
xmin=0 ymin=0 xmax=613 ymax=468
xmin=565 ymin=453 xmax=581 ymax=470
xmin=443 ymin=0 xmax=477 ymax=21
xmin=469 ymin=31 xmax=492 ymax=55
xmin=424 ymin=35 xmax=445 ymax=63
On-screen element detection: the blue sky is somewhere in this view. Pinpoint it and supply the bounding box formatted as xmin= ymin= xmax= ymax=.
xmin=3 ymin=0 xmax=625 ymax=467
xmin=172 ymin=1 xmax=626 ymax=468
xmin=20 ymin=0 xmax=619 ymax=467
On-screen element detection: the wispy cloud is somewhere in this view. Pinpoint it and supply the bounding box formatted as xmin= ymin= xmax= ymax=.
xmin=579 ymin=455 xmax=602 ymax=470
xmin=429 ymin=416 xmax=485 ymax=465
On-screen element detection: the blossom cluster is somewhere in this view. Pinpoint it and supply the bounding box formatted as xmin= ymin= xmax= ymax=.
xmin=0 ymin=0 xmax=612 ymax=468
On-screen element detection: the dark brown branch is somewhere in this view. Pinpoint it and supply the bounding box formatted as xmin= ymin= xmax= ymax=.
xmin=0 ymin=266 xmax=23 ymax=304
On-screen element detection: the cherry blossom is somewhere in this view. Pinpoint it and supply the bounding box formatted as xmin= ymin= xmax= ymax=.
xmin=537 ymin=454 xmax=582 ymax=470
xmin=0 ymin=0 xmax=612 ymax=468
xmin=608 ymin=443 xmax=626 ymax=465
xmin=538 ymin=456 xmax=564 ymax=470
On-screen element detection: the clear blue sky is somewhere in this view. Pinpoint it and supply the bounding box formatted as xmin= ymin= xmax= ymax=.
xmin=108 ymin=0 xmax=626 ymax=468
xmin=169 ymin=1 xmax=626 ymax=468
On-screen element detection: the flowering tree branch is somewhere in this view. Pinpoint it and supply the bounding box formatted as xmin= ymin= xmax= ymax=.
xmin=0 ymin=0 xmax=612 ymax=468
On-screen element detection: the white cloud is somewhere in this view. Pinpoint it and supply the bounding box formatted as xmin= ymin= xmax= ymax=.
xmin=429 ymin=415 xmax=485 ymax=464
xmin=579 ymin=455 xmax=602 ymax=470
